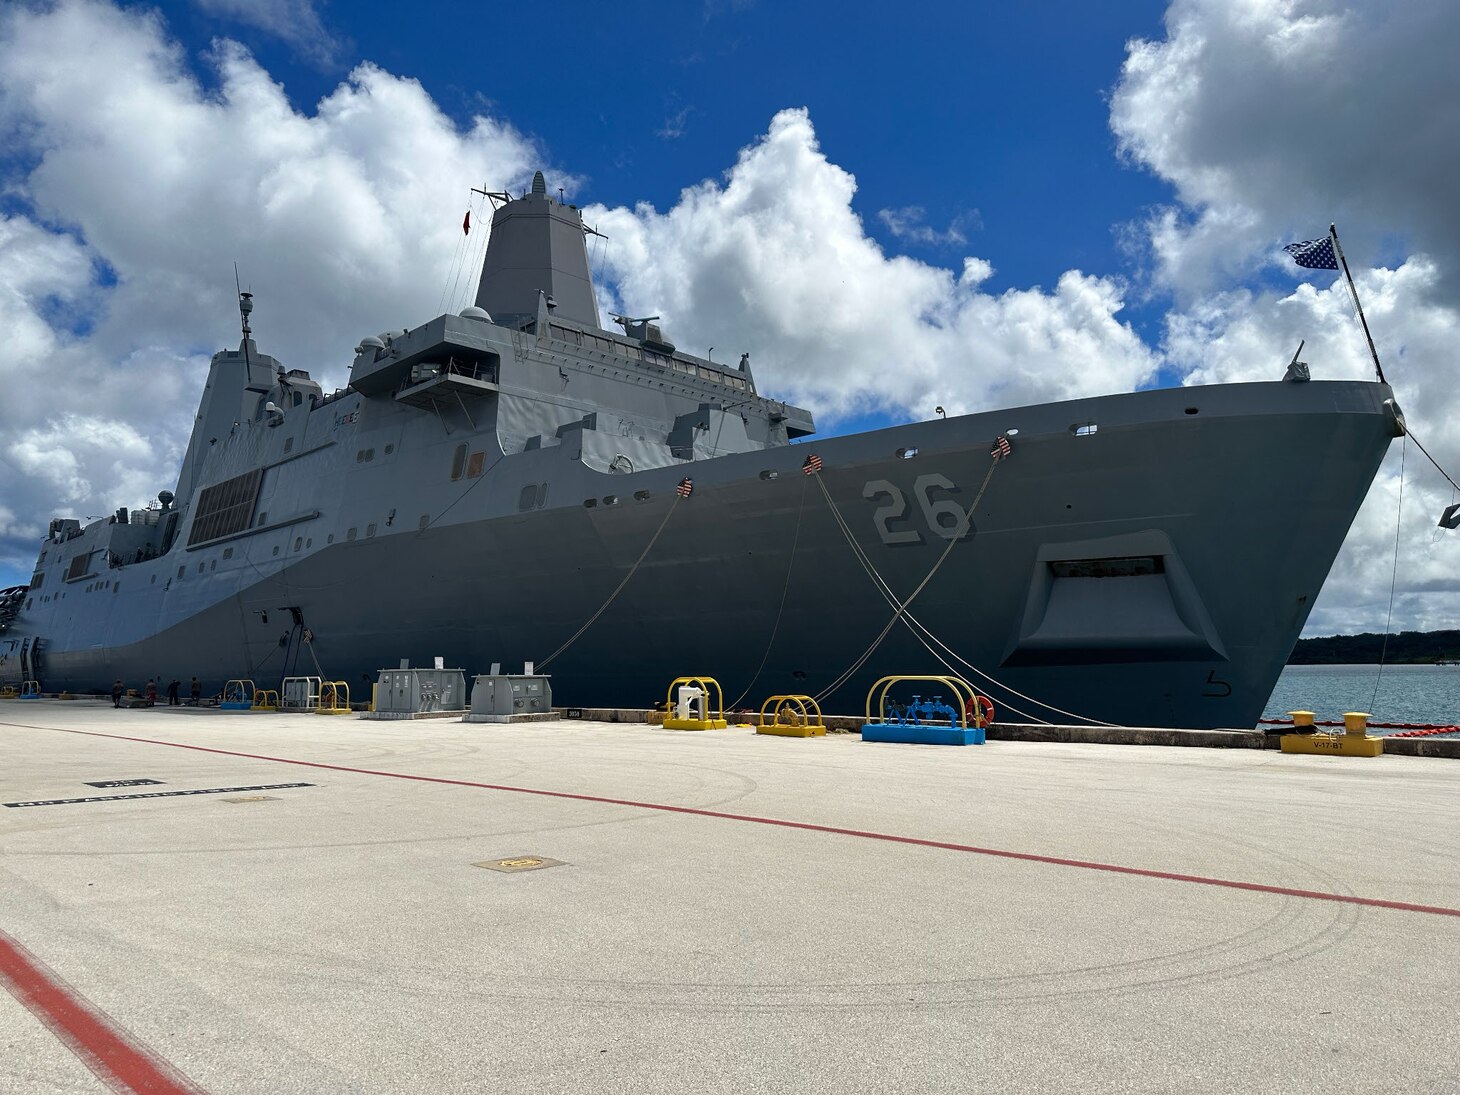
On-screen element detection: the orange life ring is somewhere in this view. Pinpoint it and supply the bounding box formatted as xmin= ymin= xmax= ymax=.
xmin=965 ymin=694 xmax=995 ymax=727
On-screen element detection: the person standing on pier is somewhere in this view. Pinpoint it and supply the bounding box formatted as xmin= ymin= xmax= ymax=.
xmin=166 ymin=678 xmax=180 ymax=706
xmin=111 ymin=678 xmax=123 ymax=707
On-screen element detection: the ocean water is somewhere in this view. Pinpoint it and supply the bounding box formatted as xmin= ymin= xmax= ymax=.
xmin=1261 ymin=663 xmax=1460 ymax=731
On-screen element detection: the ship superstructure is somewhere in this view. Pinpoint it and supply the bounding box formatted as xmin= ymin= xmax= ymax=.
xmin=0 ymin=172 xmax=1402 ymax=727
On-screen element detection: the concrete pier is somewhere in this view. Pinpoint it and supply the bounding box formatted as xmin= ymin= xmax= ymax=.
xmin=2 ymin=699 xmax=1458 ymax=1093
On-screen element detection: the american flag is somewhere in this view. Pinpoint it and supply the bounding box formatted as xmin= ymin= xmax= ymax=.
xmin=802 ymin=453 xmax=823 ymax=475
xmin=990 ymin=435 xmax=1012 ymax=459
xmin=1283 ymin=236 xmax=1338 ymax=270
xmin=676 ymin=477 xmax=694 ymax=498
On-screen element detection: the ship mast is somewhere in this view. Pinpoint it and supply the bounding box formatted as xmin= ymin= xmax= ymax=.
xmin=235 ymin=263 xmax=253 ymax=371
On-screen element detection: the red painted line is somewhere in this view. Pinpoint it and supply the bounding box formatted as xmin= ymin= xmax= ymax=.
xmin=12 ymin=720 xmax=1460 ymax=920
xmin=0 ymin=927 xmax=204 ymax=1094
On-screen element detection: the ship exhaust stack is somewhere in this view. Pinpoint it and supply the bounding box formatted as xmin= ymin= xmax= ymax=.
xmin=473 ymin=171 xmax=601 ymax=330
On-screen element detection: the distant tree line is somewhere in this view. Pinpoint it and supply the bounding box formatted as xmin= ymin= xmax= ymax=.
xmin=1290 ymin=630 xmax=1460 ymax=664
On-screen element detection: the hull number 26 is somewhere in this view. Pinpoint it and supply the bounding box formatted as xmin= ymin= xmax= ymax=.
xmin=863 ymin=475 xmax=973 ymax=546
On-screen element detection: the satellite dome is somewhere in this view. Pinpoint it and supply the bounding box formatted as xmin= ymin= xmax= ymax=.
xmin=459 ymin=306 xmax=492 ymax=322
xmin=356 ymin=335 xmax=385 ymax=354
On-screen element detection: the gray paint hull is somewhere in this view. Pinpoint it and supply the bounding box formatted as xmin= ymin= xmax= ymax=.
xmin=10 ymin=380 xmax=1395 ymax=728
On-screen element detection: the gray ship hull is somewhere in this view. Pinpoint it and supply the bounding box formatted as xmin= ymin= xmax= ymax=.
xmin=10 ymin=379 xmax=1396 ymax=728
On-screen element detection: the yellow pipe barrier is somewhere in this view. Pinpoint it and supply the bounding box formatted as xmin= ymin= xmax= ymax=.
xmin=252 ymin=689 xmax=280 ymax=712
xmin=662 ymin=676 xmax=728 ymax=730
xmin=864 ymin=675 xmax=978 ymax=729
xmin=317 ymin=680 xmax=353 ymax=715
xmin=862 ymin=674 xmax=989 ymax=746
xmin=221 ymin=679 xmax=257 ymax=710
xmin=756 ymin=694 xmax=827 ymax=737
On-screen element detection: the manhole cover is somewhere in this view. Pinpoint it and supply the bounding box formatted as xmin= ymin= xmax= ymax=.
xmin=474 ymin=855 xmax=566 ymax=873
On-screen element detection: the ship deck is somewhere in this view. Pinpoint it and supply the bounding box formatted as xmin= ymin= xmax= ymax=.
xmin=2 ymin=701 xmax=1457 ymax=1093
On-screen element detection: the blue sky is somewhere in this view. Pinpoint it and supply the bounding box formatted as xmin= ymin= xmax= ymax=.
xmin=158 ymin=1 xmax=1173 ymax=338
xmin=3 ymin=0 xmax=1460 ymax=633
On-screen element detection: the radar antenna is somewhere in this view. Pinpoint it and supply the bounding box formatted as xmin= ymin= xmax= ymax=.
xmin=234 ymin=262 xmax=254 ymax=371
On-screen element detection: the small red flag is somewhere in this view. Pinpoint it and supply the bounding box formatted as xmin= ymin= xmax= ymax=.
xmin=462 ymin=210 xmax=471 ymax=235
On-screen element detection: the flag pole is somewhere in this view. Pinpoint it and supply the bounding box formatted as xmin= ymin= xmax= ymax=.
xmin=1328 ymin=223 xmax=1386 ymax=385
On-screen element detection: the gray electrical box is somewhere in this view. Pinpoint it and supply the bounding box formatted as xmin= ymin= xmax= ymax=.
xmin=370 ymin=665 xmax=466 ymax=717
xmin=466 ymin=673 xmax=553 ymax=722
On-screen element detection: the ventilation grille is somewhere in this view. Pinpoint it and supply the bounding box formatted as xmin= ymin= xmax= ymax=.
xmin=188 ymin=469 xmax=263 ymax=546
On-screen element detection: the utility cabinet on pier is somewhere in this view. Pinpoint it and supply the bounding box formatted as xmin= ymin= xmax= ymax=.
xmin=372 ymin=665 xmax=466 ymax=717
xmin=466 ymin=672 xmax=553 ymax=722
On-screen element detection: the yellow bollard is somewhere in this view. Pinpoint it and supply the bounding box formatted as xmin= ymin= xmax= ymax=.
xmin=1281 ymin=709 xmax=1383 ymax=758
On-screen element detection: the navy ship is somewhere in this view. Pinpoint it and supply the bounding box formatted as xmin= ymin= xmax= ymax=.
xmin=0 ymin=173 xmax=1402 ymax=727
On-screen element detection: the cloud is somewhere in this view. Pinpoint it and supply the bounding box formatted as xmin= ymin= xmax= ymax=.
xmin=2 ymin=0 xmax=1454 ymax=647
xmin=0 ymin=0 xmax=546 ymax=578
xmin=657 ymin=105 xmax=693 ymax=140
xmin=590 ymin=109 xmax=1157 ymax=420
xmin=192 ymin=0 xmax=345 ymax=66
xmin=876 ymin=205 xmax=981 ymax=249
xmin=1109 ymin=0 xmax=1460 ymax=637
xmin=1111 ymin=0 xmax=1460 ymax=297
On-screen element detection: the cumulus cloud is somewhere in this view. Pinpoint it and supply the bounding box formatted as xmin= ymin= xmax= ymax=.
xmin=590 ymin=109 xmax=1157 ymax=419
xmin=1112 ymin=0 xmax=1460 ymax=297
xmin=2 ymin=0 xmax=1453 ymax=646
xmin=1112 ymin=0 xmax=1460 ymax=636
xmin=0 ymin=0 xmax=545 ymax=578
